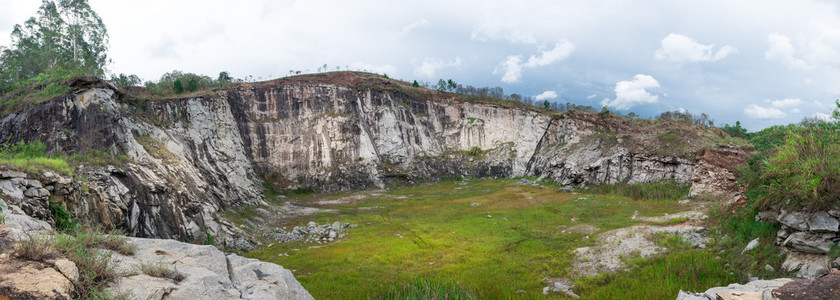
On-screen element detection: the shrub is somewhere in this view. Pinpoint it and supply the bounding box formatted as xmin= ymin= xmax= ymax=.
xmin=14 ymin=232 xmax=55 ymax=262
xmin=49 ymin=200 xmax=77 ymax=232
xmin=743 ymin=124 xmax=840 ymax=211
xmin=173 ymin=79 xmax=184 ymax=94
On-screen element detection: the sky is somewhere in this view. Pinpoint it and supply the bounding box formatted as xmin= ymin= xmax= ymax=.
xmin=2 ymin=0 xmax=840 ymax=130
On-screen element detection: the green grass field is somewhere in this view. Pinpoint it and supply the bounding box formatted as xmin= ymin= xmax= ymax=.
xmin=245 ymin=179 xmax=716 ymax=299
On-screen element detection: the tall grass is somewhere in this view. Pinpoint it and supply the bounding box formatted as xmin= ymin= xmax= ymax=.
xmin=584 ymin=180 xmax=690 ymax=201
xmin=743 ymin=123 xmax=840 ymax=211
xmin=0 ymin=140 xmax=73 ymax=175
xmin=368 ymin=279 xmax=478 ymax=300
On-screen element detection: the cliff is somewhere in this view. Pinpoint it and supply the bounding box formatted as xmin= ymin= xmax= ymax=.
xmin=0 ymin=73 xmax=749 ymax=241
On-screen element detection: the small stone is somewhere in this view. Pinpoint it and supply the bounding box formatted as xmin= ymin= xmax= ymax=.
xmin=53 ymin=259 xmax=79 ymax=282
xmin=470 ymin=202 xmax=480 ymax=207
xmin=765 ymin=264 xmax=775 ymax=272
xmin=742 ymin=237 xmax=760 ymax=254
xmin=486 ymin=215 xmax=492 ymax=218
xmin=503 ymin=217 xmax=509 ymax=221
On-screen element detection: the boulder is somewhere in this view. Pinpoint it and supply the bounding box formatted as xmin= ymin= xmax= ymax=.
xmin=109 ymin=237 xmax=313 ymax=300
xmin=781 ymin=251 xmax=829 ymax=278
xmin=52 ymin=258 xmax=79 ymax=282
xmin=806 ymin=211 xmax=839 ymax=232
xmin=0 ymin=259 xmax=74 ymax=299
xmin=227 ymin=254 xmax=314 ymax=300
xmin=783 ymin=232 xmax=833 ymax=254
xmin=702 ymin=278 xmax=792 ymax=300
xmin=772 ymin=273 xmax=840 ymax=300
xmin=778 ymin=211 xmax=809 ymax=231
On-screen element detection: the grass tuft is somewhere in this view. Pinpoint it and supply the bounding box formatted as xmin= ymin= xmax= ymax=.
xmin=138 ymin=262 xmax=185 ymax=282
xmin=368 ymin=279 xmax=478 ymax=300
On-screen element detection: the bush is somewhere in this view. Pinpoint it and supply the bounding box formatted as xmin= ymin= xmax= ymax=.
xmin=743 ymin=124 xmax=840 ymax=211
xmin=173 ymin=79 xmax=184 ymax=94
xmin=49 ymin=200 xmax=77 ymax=232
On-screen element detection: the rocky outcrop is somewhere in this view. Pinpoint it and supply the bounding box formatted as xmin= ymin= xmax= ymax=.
xmin=109 ymin=237 xmax=313 ymax=300
xmin=0 ymin=206 xmax=313 ymax=300
xmin=676 ymin=278 xmax=793 ymax=300
xmin=766 ymin=209 xmax=840 ymax=278
xmin=0 ymin=74 xmax=748 ymax=240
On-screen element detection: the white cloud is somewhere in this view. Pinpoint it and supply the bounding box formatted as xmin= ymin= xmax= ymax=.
xmin=655 ymin=33 xmax=737 ymax=62
xmin=494 ymin=55 xmax=523 ymax=83
xmin=471 ymin=20 xmax=536 ymax=44
xmin=525 ymin=41 xmax=575 ymax=67
xmin=813 ymin=112 xmax=832 ymax=121
xmin=586 ymin=94 xmax=597 ymax=99
xmin=494 ymin=41 xmax=574 ymax=83
xmin=769 ymin=98 xmax=802 ymax=108
xmin=391 ymin=19 xmax=429 ymax=40
xmin=744 ymin=104 xmax=786 ymax=119
xmin=534 ymin=90 xmax=558 ymax=101
xmin=413 ymin=57 xmax=461 ymax=78
xmin=349 ymin=62 xmax=397 ymax=75
xmin=765 ymin=33 xmax=811 ymax=70
xmin=600 ymin=74 xmax=661 ymax=110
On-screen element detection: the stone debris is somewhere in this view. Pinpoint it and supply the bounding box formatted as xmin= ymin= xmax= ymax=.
xmin=264 ymin=221 xmax=353 ymax=243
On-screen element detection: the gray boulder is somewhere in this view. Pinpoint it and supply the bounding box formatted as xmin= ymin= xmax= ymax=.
xmin=781 ymin=250 xmax=829 ymax=278
xmin=109 ymin=237 xmax=313 ymax=299
xmin=783 ymin=232 xmax=833 ymax=254
xmin=778 ymin=211 xmax=809 ymax=231
xmin=806 ymin=211 xmax=839 ymax=232
xmin=228 ymin=254 xmax=314 ymax=300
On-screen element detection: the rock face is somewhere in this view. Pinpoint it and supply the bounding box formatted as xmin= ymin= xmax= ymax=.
xmin=768 ymin=209 xmax=840 ymax=278
xmin=0 ymin=75 xmax=748 ymax=240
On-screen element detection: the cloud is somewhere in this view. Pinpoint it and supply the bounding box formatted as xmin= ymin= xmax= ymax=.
xmin=744 ymin=104 xmax=786 ymax=119
xmin=471 ymin=20 xmax=536 ymax=44
xmin=494 ymin=55 xmax=524 ymax=83
xmin=765 ymin=33 xmax=811 ymax=70
xmin=391 ymin=19 xmax=429 ymax=40
xmin=148 ymin=36 xmax=180 ymax=59
xmin=494 ymin=41 xmax=574 ymax=83
xmin=587 ymin=94 xmax=597 ymax=99
xmin=413 ymin=57 xmax=462 ymax=78
xmin=813 ymin=112 xmax=832 ymax=121
xmin=600 ymin=74 xmax=660 ymax=110
xmin=349 ymin=62 xmax=397 ymax=74
xmin=654 ymin=33 xmax=737 ymax=62
xmin=769 ymin=98 xmax=802 ymax=108
xmin=534 ymin=90 xmax=558 ymax=101
xmin=525 ymin=41 xmax=575 ymax=67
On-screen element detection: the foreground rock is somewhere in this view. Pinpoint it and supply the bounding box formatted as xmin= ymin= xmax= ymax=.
xmin=678 ymin=274 xmax=840 ymax=300
xmin=1 ymin=207 xmax=313 ymax=300
xmin=110 ymin=237 xmax=314 ymax=300
xmin=676 ymin=278 xmax=792 ymax=300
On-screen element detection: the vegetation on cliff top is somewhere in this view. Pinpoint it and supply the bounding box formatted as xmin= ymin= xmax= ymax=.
xmin=740 ymin=101 xmax=840 ymax=211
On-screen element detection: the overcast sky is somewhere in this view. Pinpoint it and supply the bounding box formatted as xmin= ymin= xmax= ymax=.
xmin=2 ymin=0 xmax=840 ymax=130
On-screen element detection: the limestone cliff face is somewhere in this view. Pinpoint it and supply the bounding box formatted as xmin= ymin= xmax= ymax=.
xmin=0 ymin=74 xmax=748 ymax=241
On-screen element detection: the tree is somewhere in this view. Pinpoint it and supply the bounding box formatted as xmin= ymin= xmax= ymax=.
xmin=446 ymin=79 xmax=457 ymax=92
xmin=543 ymin=100 xmax=550 ymax=109
xmin=0 ymin=0 xmax=109 ymax=84
xmin=173 ymin=78 xmax=184 ymax=94
xmin=412 ymin=80 xmax=419 ymax=87
xmin=436 ymin=79 xmax=447 ymax=91
xmin=109 ymin=73 xmax=140 ymax=88
xmin=722 ymin=121 xmax=748 ymax=138
xmin=187 ymin=77 xmax=198 ymax=92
